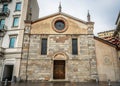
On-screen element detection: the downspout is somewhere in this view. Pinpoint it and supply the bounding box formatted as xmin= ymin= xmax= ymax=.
xmin=18 ymin=0 xmax=31 ymax=81
xmin=94 ymin=38 xmax=99 ymax=80
xmin=26 ymin=32 xmax=30 ymax=82
xmin=25 ymin=0 xmax=32 ymax=82
xmin=1 ymin=48 xmax=5 ymax=81
xmin=18 ymin=28 xmax=25 ymax=81
xmin=1 ymin=31 xmax=6 ymax=81
xmin=117 ymin=49 xmax=120 ymax=81
xmin=116 ymin=47 xmax=120 ymax=81
xmin=112 ymin=47 xmax=117 ymax=81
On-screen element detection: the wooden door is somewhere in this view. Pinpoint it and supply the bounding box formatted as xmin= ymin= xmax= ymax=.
xmin=53 ymin=60 xmax=65 ymax=79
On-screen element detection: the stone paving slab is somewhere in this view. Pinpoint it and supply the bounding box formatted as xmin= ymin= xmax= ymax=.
xmin=0 ymin=82 xmax=120 ymax=86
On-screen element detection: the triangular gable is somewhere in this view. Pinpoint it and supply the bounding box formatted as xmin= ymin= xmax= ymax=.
xmin=30 ymin=12 xmax=93 ymax=35
xmin=32 ymin=12 xmax=88 ymax=24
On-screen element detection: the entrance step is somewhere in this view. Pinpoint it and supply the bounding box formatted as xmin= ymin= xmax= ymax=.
xmin=50 ymin=80 xmax=70 ymax=82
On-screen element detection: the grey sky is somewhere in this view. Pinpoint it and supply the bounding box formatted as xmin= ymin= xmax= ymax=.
xmin=37 ymin=0 xmax=120 ymax=35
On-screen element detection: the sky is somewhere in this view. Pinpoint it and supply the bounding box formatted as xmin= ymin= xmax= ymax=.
xmin=37 ymin=0 xmax=120 ymax=35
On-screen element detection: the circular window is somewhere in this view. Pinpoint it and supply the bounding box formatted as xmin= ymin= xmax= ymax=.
xmin=55 ymin=20 xmax=65 ymax=30
xmin=52 ymin=17 xmax=68 ymax=33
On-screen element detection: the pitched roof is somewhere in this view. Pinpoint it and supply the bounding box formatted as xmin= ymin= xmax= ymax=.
xmin=94 ymin=36 xmax=117 ymax=48
xmin=103 ymin=36 xmax=120 ymax=49
xmin=32 ymin=12 xmax=91 ymax=24
xmin=95 ymin=36 xmax=120 ymax=50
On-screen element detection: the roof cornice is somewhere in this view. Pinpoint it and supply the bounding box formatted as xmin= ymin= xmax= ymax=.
xmin=31 ymin=12 xmax=91 ymax=24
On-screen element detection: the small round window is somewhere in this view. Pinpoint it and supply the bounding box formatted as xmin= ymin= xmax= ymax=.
xmin=55 ymin=20 xmax=65 ymax=30
xmin=52 ymin=17 xmax=68 ymax=33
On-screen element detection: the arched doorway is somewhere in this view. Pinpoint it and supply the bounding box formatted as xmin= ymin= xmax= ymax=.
xmin=52 ymin=52 xmax=68 ymax=80
xmin=53 ymin=60 xmax=65 ymax=79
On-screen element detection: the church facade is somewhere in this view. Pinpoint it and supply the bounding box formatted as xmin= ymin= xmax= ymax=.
xmin=0 ymin=1 xmax=119 ymax=82
xmin=19 ymin=11 xmax=120 ymax=82
xmin=20 ymin=12 xmax=97 ymax=82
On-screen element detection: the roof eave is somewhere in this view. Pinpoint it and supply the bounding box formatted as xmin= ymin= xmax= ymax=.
xmin=94 ymin=36 xmax=117 ymax=48
xmin=31 ymin=12 xmax=89 ymax=24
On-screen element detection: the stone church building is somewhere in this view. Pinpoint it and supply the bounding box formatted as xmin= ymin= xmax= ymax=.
xmin=19 ymin=9 xmax=120 ymax=82
xmin=0 ymin=1 xmax=119 ymax=82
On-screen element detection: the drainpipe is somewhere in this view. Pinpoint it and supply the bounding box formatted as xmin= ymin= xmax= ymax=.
xmin=25 ymin=0 xmax=32 ymax=81
xmin=0 ymin=33 xmax=5 ymax=81
xmin=18 ymin=0 xmax=32 ymax=82
xmin=112 ymin=47 xmax=117 ymax=81
xmin=18 ymin=29 xmax=25 ymax=82
xmin=0 ymin=51 xmax=5 ymax=81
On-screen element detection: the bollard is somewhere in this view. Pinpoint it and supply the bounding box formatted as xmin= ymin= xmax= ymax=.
xmin=12 ymin=76 xmax=16 ymax=83
xmin=108 ymin=79 xmax=112 ymax=86
xmin=96 ymin=77 xmax=99 ymax=84
xmin=4 ymin=79 xmax=8 ymax=86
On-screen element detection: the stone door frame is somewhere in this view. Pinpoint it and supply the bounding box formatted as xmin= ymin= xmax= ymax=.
xmin=51 ymin=52 xmax=68 ymax=81
xmin=53 ymin=60 xmax=65 ymax=79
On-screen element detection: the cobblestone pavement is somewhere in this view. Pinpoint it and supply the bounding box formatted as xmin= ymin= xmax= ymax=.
xmin=0 ymin=82 xmax=120 ymax=86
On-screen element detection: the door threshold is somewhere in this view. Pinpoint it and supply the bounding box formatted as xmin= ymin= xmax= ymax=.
xmin=50 ymin=79 xmax=70 ymax=82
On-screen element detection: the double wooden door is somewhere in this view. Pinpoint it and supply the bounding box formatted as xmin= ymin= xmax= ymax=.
xmin=53 ymin=60 xmax=65 ymax=79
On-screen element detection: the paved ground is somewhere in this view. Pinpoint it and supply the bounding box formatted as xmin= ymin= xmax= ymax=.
xmin=0 ymin=82 xmax=120 ymax=86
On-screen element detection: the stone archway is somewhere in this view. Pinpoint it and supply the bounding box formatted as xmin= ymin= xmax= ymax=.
xmin=53 ymin=52 xmax=68 ymax=60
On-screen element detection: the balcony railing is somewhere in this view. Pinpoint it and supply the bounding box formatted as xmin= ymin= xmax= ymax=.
xmin=0 ymin=24 xmax=7 ymax=31
xmin=0 ymin=24 xmax=7 ymax=37
xmin=0 ymin=0 xmax=12 ymax=3
xmin=0 ymin=8 xmax=10 ymax=17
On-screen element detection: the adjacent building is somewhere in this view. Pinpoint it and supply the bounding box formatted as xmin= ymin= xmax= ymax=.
xmin=114 ymin=12 xmax=120 ymax=80
xmin=94 ymin=36 xmax=119 ymax=81
xmin=0 ymin=0 xmax=39 ymax=81
xmin=98 ymin=30 xmax=115 ymax=38
xmin=96 ymin=12 xmax=120 ymax=82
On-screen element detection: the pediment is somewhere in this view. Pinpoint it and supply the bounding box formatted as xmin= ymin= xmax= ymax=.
xmin=31 ymin=12 xmax=91 ymax=34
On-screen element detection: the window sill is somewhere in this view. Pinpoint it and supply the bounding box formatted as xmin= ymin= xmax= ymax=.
xmin=11 ymin=26 xmax=19 ymax=28
xmin=41 ymin=54 xmax=47 ymax=56
xmin=72 ymin=54 xmax=78 ymax=57
xmin=72 ymin=54 xmax=78 ymax=56
xmin=14 ymin=10 xmax=21 ymax=12
xmin=4 ymin=48 xmax=22 ymax=53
